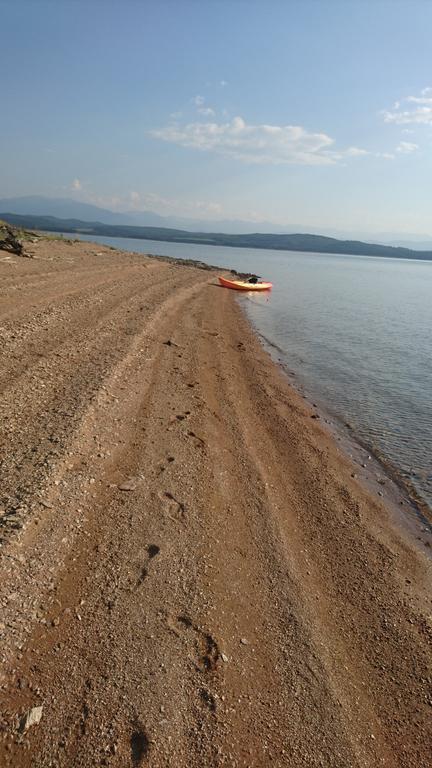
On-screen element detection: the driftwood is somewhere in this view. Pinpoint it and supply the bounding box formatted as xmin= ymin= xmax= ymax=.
xmin=0 ymin=224 xmax=26 ymax=256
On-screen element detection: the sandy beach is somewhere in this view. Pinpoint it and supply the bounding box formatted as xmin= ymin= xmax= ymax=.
xmin=0 ymin=238 xmax=431 ymax=767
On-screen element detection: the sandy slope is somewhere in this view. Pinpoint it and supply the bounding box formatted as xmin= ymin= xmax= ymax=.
xmin=0 ymin=239 xmax=431 ymax=767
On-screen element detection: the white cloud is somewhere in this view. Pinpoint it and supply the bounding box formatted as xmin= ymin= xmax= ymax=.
xmin=80 ymin=192 xmax=122 ymax=209
xmin=201 ymin=201 xmax=222 ymax=214
xmin=141 ymin=191 xmax=223 ymax=216
xmin=220 ymin=80 xmax=228 ymax=87
xmin=343 ymin=147 xmax=370 ymax=157
xmin=383 ymin=87 xmax=432 ymax=125
xmin=395 ymin=141 xmax=418 ymax=154
xmin=198 ymin=106 xmax=216 ymax=117
xmin=192 ymin=95 xmax=216 ymax=117
xmin=73 ymin=187 xmax=224 ymax=218
xmin=150 ymin=115 xmax=370 ymax=166
xmin=71 ymin=178 xmax=82 ymax=191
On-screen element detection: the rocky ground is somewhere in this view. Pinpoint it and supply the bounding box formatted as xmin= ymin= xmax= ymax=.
xmin=0 ymin=239 xmax=431 ymax=767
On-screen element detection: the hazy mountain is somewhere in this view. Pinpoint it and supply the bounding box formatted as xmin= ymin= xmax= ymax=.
xmin=0 ymin=196 xmax=318 ymax=234
xmin=123 ymin=210 xmax=319 ymax=234
xmin=0 ymin=196 xmax=138 ymax=226
xmin=0 ymin=196 xmax=381 ymax=237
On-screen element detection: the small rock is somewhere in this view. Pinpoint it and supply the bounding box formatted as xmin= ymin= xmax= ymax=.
xmin=221 ymin=652 xmax=229 ymax=663
xmin=117 ymin=478 xmax=138 ymax=491
xmin=19 ymin=705 xmax=43 ymax=733
xmin=240 ymin=637 xmax=249 ymax=645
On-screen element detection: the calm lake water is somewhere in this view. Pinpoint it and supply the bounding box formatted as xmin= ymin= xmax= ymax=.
xmin=67 ymin=234 xmax=432 ymax=508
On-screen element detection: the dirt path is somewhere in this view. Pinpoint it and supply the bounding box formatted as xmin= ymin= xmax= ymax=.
xmin=0 ymin=240 xmax=431 ymax=767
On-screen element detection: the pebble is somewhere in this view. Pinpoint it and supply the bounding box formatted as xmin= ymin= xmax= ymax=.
xmin=117 ymin=479 xmax=138 ymax=491
xmin=19 ymin=705 xmax=43 ymax=732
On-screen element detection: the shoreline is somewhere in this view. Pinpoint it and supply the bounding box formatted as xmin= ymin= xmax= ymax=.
xmin=252 ymin=323 xmax=432 ymax=540
xmin=1 ymin=238 xmax=431 ymax=766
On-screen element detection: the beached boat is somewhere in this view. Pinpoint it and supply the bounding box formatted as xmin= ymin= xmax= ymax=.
xmin=218 ymin=276 xmax=273 ymax=291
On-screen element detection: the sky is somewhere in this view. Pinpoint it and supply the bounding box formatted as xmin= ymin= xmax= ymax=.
xmin=1 ymin=0 xmax=432 ymax=234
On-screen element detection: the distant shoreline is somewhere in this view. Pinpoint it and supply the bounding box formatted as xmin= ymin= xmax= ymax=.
xmin=2 ymin=211 xmax=432 ymax=260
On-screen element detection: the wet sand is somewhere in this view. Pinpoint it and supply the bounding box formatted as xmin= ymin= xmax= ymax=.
xmin=0 ymin=239 xmax=431 ymax=767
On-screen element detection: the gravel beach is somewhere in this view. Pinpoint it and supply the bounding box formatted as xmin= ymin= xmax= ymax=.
xmin=0 ymin=238 xmax=431 ymax=767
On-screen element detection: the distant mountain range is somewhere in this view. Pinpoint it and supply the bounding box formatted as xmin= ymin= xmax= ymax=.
xmin=2 ymin=196 xmax=432 ymax=248
xmin=0 ymin=195 xmax=290 ymax=233
xmin=0 ymin=196 xmax=147 ymax=226
xmin=2 ymin=211 xmax=432 ymax=261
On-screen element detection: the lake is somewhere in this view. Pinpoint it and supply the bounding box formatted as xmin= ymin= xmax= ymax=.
xmin=65 ymin=233 xmax=432 ymax=510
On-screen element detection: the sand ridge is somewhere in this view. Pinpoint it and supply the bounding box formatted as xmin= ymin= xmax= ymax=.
xmin=0 ymin=239 xmax=431 ymax=767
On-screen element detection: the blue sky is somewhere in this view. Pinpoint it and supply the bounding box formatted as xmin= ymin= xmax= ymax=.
xmin=1 ymin=0 xmax=432 ymax=233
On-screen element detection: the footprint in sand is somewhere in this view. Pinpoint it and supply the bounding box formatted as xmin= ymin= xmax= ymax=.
xmin=200 ymin=686 xmax=217 ymax=712
xmin=187 ymin=430 xmax=206 ymax=449
xmin=136 ymin=544 xmax=161 ymax=586
xmin=147 ymin=544 xmax=160 ymax=558
xmin=158 ymin=491 xmax=187 ymax=522
xmin=157 ymin=455 xmax=175 ymax=475
xmin=130 ymin=724 xmax=150 ymax=765
xmin=177 ymin=410 xmax=191 ymax=421
xmin=169 ymin=614 xmax=220 ymax=674
xmin=169 ymin=410 xmax=192 ymax=424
